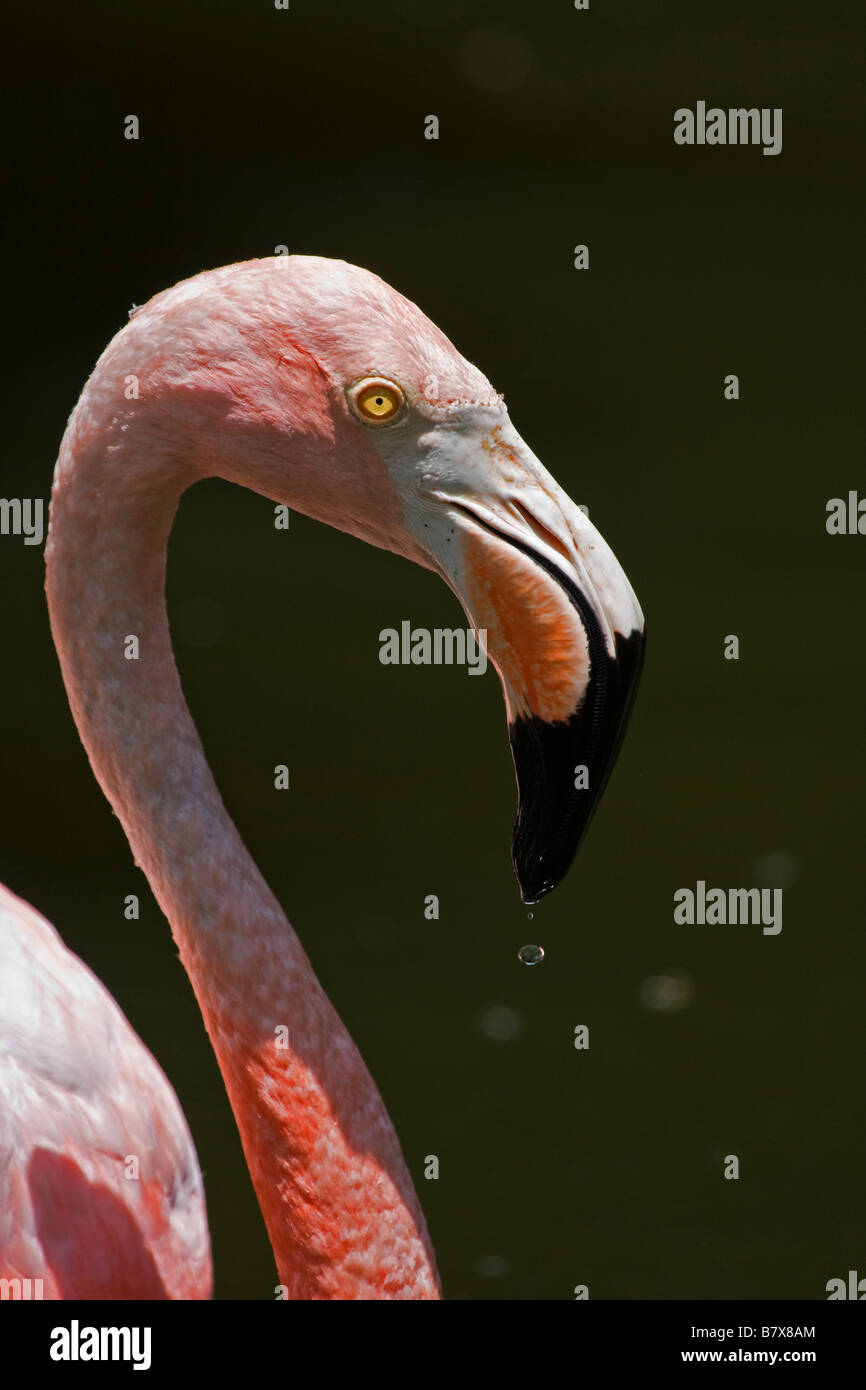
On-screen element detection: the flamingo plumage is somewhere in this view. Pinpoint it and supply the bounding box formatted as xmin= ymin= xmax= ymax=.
xmin=0 ymin=883 xmax=211 ymax=1299
xmin=1 ymin=256 xmax=643 ymax=1299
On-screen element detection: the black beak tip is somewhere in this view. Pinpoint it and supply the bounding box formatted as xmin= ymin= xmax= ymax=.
xmin=515 ymin=865 xmax=561 ymax=907
xmin=518 ymin=880 xmax=555 ymax=908
xmin=509 ymin=627 xmax=645 ymax=903
xmin=511 ymin=787 xmax=595 ymax=905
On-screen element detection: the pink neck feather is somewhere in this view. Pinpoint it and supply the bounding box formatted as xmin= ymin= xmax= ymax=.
xmin=44 ymin=289 xmax=440 ymax=1300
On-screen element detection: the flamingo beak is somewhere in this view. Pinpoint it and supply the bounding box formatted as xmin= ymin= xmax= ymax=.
xmin=426 ymin=422 xmax=645 ymax=903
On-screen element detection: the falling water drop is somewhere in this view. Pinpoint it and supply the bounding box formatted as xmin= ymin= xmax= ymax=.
xmin=526 ymin=911 xmax=534 ymax=920
xmin=518 ymin=944 xmax=544 ymax=966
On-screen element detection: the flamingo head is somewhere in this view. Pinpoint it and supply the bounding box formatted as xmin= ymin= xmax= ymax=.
xmin=288 ymin=258 xmax=645 ymax=904
xmin=134 ymin=256 xmax=645 ymax=903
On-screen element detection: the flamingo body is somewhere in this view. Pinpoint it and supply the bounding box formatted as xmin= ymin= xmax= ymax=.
xmin=0 ymin=884 xmax=211 ymax=1298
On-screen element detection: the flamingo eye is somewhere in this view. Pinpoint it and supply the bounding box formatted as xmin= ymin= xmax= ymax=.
xmin=349 ymin=378 xmax=405 ymax=426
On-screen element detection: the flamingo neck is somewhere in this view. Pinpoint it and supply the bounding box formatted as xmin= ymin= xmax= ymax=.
xmin=45 ymin=405 xmax=439 ymax=1300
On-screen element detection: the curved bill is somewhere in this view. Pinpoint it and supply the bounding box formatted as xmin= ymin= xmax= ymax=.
xmin=427 ymin=421 xmax=645 ymax=903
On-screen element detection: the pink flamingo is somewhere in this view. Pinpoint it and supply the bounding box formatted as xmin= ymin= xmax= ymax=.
xmin=2 ymin=257 xmax=644 ymax=1300
xmin=0 ymin=883 xmax=211 ymax=1298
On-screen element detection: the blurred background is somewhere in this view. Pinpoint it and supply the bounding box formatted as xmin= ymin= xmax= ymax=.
xmin=1 ymin=0 xmax=863 ymax=1299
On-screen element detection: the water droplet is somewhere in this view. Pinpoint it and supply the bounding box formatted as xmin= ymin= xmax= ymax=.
xmin=526 ymin=911 xmax=534 ymax=920
xmin=518 ymin=944 xmax=544 ymax=966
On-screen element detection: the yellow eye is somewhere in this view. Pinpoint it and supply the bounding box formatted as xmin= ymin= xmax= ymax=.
xmin=349 ymin=378 xmax=405 ymax=426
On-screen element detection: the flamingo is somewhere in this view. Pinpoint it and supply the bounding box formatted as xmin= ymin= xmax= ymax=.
xmin=1 ymin=256 xmax=644 ymax=1300
xmin=0 ymin=884 xmax=211 ymax=1299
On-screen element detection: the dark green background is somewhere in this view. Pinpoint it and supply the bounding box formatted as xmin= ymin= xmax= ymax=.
xmin=2 ymin=1 xmax=863 ymax=1299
